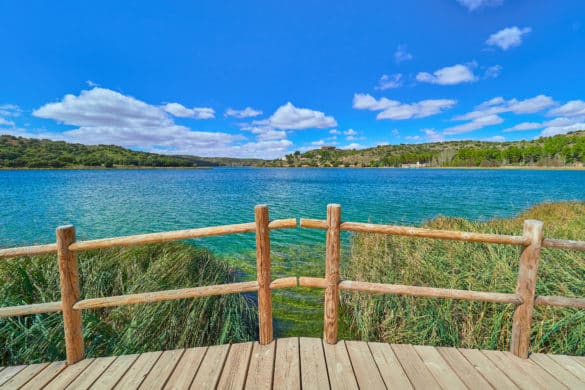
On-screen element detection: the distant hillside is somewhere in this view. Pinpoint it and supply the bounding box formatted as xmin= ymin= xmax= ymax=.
xmin=0 ymin=135 xmax=259 ymax=168
xmin=270 ymin=130 xmax=585 ymax=168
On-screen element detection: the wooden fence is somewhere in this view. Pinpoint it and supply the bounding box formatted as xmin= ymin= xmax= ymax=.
xmin=0 ymin=204 xmax=584 ymax=364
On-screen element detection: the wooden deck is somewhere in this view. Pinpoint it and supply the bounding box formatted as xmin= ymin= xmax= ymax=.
xmin=1 ymin=338 xmax=584 ymax=389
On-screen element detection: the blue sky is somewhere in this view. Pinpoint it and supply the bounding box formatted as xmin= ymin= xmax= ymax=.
xmin=0 ymin=0 xmax=584 ymax=158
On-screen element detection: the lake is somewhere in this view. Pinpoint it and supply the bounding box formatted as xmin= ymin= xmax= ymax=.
xmin=1 ymin=168 xmax=584 ymax=335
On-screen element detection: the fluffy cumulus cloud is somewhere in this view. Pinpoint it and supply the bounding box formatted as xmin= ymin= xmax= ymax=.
xmin=486 ymin=26 xmax=532 ymax=50
xmin=416 ymin=64 xmax=477 ymax=85
xmin=394 ymin=45 xmax=413 ymax=63
xmin=29 ymin=87 xmax=294 ymax=158
xmin=225 ymin=107 xmax=263 ymax=118
xmin=456 ymin=0 xmax=503 ymax=11
xmin=547 ymin=100 xmax=585 ymax=117
xmin=268 ymin=102 xmax=337 ymax=130
xmin=503 ymin=122 xmax=542 ymax=132
xmin=375 ymin=73 xmax=403 ymax=90
xmin=455 ymin=95 xmax=555 ymax=121
xmin=444 ymin=114 xmax=504 ymax=135
xmin=163 ymin=103 xmax=215 ymax=119
xmin=353 ymin=93 xmax=456 ymax=120
xmin=423 ymin=128 xmax=444 ymax=142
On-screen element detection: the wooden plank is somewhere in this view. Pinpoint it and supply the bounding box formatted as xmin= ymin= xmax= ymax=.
xmin=482 ymin=350 xmax=563 ymax=389
xmin=530 ymin=353 xmax=584 ymax=389
xmin=217 ymin=342 xmax=253 ymax=390
xmin=164 ymin=346 xmax=207 ymax=389
xmin=299 ymin=338 xmax=329 ymax=390
xmin=548 ymin=355 xmax=585 ymax=382
xmin=190 ymin=344 xmax=230 ymax=389
xmin=273 ymin=337 xmax=300 ymax=389
xmin=510 ymin=220 xmax=544 ymax=358
xmin=65 ymin=356 xmax=117 ymax=389
xmin=323 ymin=341 xmax=358 ymax=390
xmin=368 ymin=342 xmax=413 ymax=389
xmin=0 ymin=365 xmax=26 ymax=386
xmin=114 ymin=351 xmax=162 ymax=389
xmin=244 ymin=341 xmax=275 ymax=390
xmin=0 ymin=363 xmax=48 ymax=388
xmin=437 ymin=347 xmax=492 ymax=390
xmin=414 ymin=345 xmax=467 ymax=390
xmin=44 ymin=358 xmax=95 ymax=389
xmin=139 ymin=349 xmax=184 ymax=389
xmin=345 ymin=341 xmax=385 ymax=390
xmin=57 ymin=225 xmax=85 ymax=364
xmin=0 ymin=301 xmax=62 ymax=318
xmin=324 ymin=204 xmax=341 ymax=344
xmin=573 ymin=356 xmax=585 ymax=369
xmin=21 ymin=361 xmax=67 ymax=389
xmin=90 ymin=354 xmax=139 ymax=389
xmin=255 ymin=205 xmax=273 ymax=345
xmin=458 ymin=348 xmax=519 ymax=389
xmin=391 ymin=344 xmax=441 ymax=389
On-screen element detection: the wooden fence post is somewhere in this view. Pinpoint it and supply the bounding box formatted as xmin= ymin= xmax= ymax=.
xmin=510 ymin=219 xmax=544 ymax=358
xmin=56 ymin=225 xmax=84 ymax=364
xmin=255 ymin=205 xmax=273 ymax=344
xmin=324 ymin=204 xmax=341 ymax=344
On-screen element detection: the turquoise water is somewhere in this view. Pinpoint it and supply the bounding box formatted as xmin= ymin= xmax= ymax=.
xmin=1 ymin=168 xmax=584 ymax=336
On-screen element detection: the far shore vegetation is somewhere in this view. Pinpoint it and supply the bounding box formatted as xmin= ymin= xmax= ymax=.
xmin=1 ymin=130 xmax=584 ymax=169
xmin=1 ymin=201 xmax=583 ymax=365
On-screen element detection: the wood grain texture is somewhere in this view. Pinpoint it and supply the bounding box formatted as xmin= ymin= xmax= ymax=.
xmin=0 ymin=243 xmax=57 ymax=259
xmin=217 ymin=342 xmax=253 ymax=390
xmin=436 ymin=347 xmax=492 ymax=390
xmin=510 ymin=219 xmax=544 ymax=358
xmin=324 ymin=204 xmax=341 ymax=344
xmin=90 ymin=354 xmax=139 ymax=389
xmin=255 ymin=205 xmax=273 ymax=345
xmin=139 ymin=349 xmax=184 ymax=390
xmin=0 ymin=363 xmax=48 ymax=388
xmin=0 ymin=301 xmax=61 ymax=318
xmin=0 ymin=365 xmax=26 ymax=386
xmin=391 ymin=344 xmax=441 ymax=389
xmin=548 ymin=355 xmax=585 ymax=382
xmin=530 ymin=353 xmax=584 ymax=389
xmin=323 ymin=341 xmax=358 ymax=390
xmin=414 ymin=345 xmax=467 ymax=390
xmin=299 ymin=337 xmax=329 ymax=390
xmin=57 ymin=225 xmax=84 ymax=364
xmin=273 ymin=337 xmax=300 ymax=389
xmin=244 ymin=341 xmax=275 ymax=390
xmin=534 ymin=295 xmax=585 ymax=309
xmin=458 ymin=348 xmax=519 ymax=389
xmin=368 ymin=342 xmax=413 ymax=389
xmin=43 ymin=358 xmax=95 ymax=390
xmin=114 ymin=351 xmax=162 ymax=389
xmin=65 ymin=356 xmax=117 ymax=389
xmin=163 ymin=347 xmax=207 ymax=389
xmin=21 ymin=361 xmax=66 ymax=389
xmin=190 ymin=344 xmax=230 ymax=389
xmin=345 ymin=341 xmax=385 ymax=389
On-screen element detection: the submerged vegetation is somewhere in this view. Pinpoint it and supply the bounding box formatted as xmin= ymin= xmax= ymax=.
xmin=275 ymin=130 xmax=585 ymax=168
xmin=0 ymin=242 xmax=258 ymax=365
xmin=341 ymin=201 xmax=585 ymax=354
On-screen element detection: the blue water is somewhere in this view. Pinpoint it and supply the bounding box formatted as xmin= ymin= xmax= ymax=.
xmin=2 ymin=167 xmax=584 ymax=336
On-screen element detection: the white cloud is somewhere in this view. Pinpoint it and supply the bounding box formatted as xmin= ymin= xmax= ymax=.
xmin=344 ymin=129 xmax=357 ymax=136
xmin=0 ymin=104 xmax=22 ymax=117
xmin=375 ymin=73 xmax=403 ymax=90
xmin=0 ymin=117 xmax=15 ymax=127
xmin=483 ymin=135 xmax=506 ymax=142
xmin=163 ymin=103 xmax=215 ymax=119
xmin=547 ymin=100 xmax=585 ymax=117
xmin=353 ymin=93 xmax=456 ymax=120
xmin=455 ymin=95 xmax=555 ymax=120
xmin=405 ymin=135 xmax=421 ymax=141
xmin=444 ymin=114 xmax=504 ymax=135
xmin=392 ymin=128 xmax=400 ymax=136
xmin=423 ymin=128 xmax=444 ymax=142
xmin=484 ymin=65 xmax=502 ymax=79
xmin=416 ymin=64 xmax=477 ymax=85
xmin=503 ymin=122 xmax=542 ymax=132
xmin=225 ymin=107 xmax=263 ymax=118
xmin=268 ymin=102 xmax=337 ymax=130
xmin=540 ymin=122 xmax=585 ymax=137
xmin=341 ymin=143 xmax=363 ymax=150
xmin=311 ymin=140 xmax=325 ymax=146
xmin=486 ymin=26 xmax=532 ymax=50
xmin=329 ymin=129 xmax=340 ymax=135
xmin=456 ymin=0 xmax=503 ymax=11
xmin=394 ymin=45 xmax=413 ymax=63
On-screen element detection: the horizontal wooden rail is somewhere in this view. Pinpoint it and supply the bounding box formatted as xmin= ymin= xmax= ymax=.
xmin=535 ymin=295 xmax=585 ymax=309
xmin=541 ymin=238 xmax=585 ymax=251
xmin=299 ymin=277 xmax=523 ymax=305
xmin=0 ymin=243 xmax=58 ymax=259
xmin=0 ymin=301 xmax=62 ymax=318
xmin=73 ymin=277 xmax=298 ymax=310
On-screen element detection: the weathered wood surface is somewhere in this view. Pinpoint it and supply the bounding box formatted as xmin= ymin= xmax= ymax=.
xmin=0 ymin=301 xmax=61 ymax=318
xmin=3 ymin=338 xmax=584 ymax=389
xmin=0 ymin=243 xmax=58 ymax=259
xmin=323 ymin=204 xmax=341 ymax=344
xmin=255 ymin=205 xmax=273 ymax=345
xmin=511 ymin=219 xmax=544 ymax=358
xmin=56 ymin=225 xmax=84 ymax=364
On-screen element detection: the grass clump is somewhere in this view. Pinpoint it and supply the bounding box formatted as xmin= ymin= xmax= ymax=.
xmin=0 ymin=242 xmax=258 ymax=365
xmin=342 ymin=201 xmax=585 ymax=355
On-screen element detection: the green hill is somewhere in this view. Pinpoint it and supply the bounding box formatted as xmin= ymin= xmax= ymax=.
xmin=0 ymin=135 xmax=258 ymax=168
xmin=272 ymin=130 xmax=585 ymax=168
